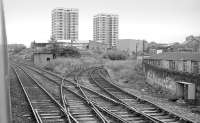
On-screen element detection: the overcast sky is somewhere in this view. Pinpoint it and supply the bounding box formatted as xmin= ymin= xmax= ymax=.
xmin=4 ymin=0 xmax=200 ymax=47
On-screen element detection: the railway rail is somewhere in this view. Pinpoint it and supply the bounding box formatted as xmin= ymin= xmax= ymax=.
xmin=12 ymin=61 xmax=159 ymax=123
xmin=12 ymin=63 xmax=107 ymax=123
xmin=86 ymin=67 xmax=194 ymax=123
xmin=15 ymin=62 xmax=159 ymax=122
xmin=11 ymin=65 xmax=73 ymax=123
xmin=11 ymin=61 xmax=195 ymax=123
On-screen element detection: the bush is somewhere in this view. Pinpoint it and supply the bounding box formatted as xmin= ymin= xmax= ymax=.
xmin=44 ymin=57 xmax=104 ymax=75
xmin=102 ymin=50 xmax=128 ymax=60
xmin=104 ymin=60 xmax=140 ymax=81
xmin=62 ymin=46 xmax=81 ymax=57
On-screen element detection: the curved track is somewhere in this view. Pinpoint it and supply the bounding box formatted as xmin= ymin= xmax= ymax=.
xmin=11 ymin=60 xmax=195 ymax=123
xmin=19 ymin=63 xmax=157 ymax=123
xmin=85 ymin=67 xmax=194 ymax=123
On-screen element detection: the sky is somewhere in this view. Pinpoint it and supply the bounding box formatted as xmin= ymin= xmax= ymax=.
xmin=4 ymin=0 xmax=200 ymax=47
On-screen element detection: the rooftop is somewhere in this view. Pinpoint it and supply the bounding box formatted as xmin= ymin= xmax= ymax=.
xmin=145 ymin=52 xmax=200 ymax=61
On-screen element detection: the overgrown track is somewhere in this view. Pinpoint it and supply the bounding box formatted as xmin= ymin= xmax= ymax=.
xmin=11 ymin=65 xmax=70 ymax=123
xmin=12 ymin=62 xmax=135 ymax=122
xmin=13 ymin=64 xmax=108 ymax=123
xmin=87 ymin=67 xmax=194 ymax=123
xmin=12 ymin=62 xmax=161 ymax=123
xmin=11 ymin=61 xmax=194 ymax=123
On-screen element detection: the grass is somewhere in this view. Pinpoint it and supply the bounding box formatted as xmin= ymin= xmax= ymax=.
xmin=104 ymin=60 xmax=175 ymax=99
xmin=104 ymin=60 xmax=142 ymax=82
xmin=44 ymin=56 xmax=174 ymax=99
xmin=44 ymin=57 xmax=104 ymax=75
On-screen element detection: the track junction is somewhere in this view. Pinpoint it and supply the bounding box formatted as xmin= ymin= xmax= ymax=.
xmin=10 ymin=60 xmax=195 ymax=123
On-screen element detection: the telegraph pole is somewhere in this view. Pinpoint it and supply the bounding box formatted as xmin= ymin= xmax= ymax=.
xmin=0 ymin=0 xmax=11 ymax=122
xmin=135 ymin=42 xmax=138 ymax=59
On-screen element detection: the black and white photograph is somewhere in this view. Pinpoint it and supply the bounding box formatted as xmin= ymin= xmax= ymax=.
xmin=0 ymin=0 xmax=200 ymax=122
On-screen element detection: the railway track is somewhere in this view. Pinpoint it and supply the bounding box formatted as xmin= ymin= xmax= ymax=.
xmin=85 ymin=67 xmax=194 ymax=123
xmin=11 ymin=65 xmax=72 ymax=123
xmin=13 ymin=64 xmax=106 ymax=123
xmin=12 ymin=62 xmax=160 ymax=123
xmin=11 ymin=61 xmax=195 ymax=123
xmin=12 ymin=62 xmax=131 ymax=122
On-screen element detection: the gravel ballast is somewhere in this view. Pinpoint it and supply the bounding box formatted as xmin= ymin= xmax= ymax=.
xmin=10 ymin=67 xmax=35 ymax=123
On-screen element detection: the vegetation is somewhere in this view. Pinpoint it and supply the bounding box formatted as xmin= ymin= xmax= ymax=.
xmin=102 ymin=50 xmax=128 ymax=60
xmin=104 ymin=60 xmax=142 ymax=82
xmin=61 ymin=46 xmax=81 ymax=57
xmin=44 ymin=57 xmax=103 ymax=75
xmin=8 ymin=44 xmax=26 ymax=54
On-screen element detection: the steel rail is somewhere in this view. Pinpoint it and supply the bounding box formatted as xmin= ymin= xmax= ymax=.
xmin=16 ymin=62 xmax=131 ymax=123
xmin=13 ymin=64 xmax=72 ymax=123
xmin=34 ymin=109 xmax=43 ymax=123
xmin=19 ymin=62 xmax=109 ymax=123
xmin=89 ymin=68 xmax=161 ymax=123
xmin=13 ymin=62 xmax=154 ymax=122
xmin=75 ymin=67 xmax=159 ymax=123
xmin=12 ymin=61 xmax=195 ymax=123
xmin=74 ymin=74 xmax=114 ymax=123
xmin=15 ymin=62 xmax=121 ymax=105
xmin=62 ymin=84 xmax=129 ymax=123
xmin=11 ymin=66 xmax=41 ymax=123
xmin=60 ymin=78 xmax=78 ymax=123
xmin=93 ymin=67 xmax=195 ymax=123
xmin=60 ymin=79 xmax=72 ymax=123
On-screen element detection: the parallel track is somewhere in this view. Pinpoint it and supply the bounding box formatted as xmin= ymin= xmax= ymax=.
xmin=11 ymin=61 xmax=194 ymax=123
xmin=12 ymin=65 xmax=70 ymax=123
xmin=13 ymin=62 xmax=136 ymax=122
xmin=12 ymin=62 xmax=158 ymax=123
xmin=15 ymin=64 xmax=107 ymax=123
xmin=87 ymin=67 xmax=194 ymax=123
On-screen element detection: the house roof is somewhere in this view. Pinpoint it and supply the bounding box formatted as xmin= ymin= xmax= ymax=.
xmin=145 ymin=52 xmax=200 ymax=61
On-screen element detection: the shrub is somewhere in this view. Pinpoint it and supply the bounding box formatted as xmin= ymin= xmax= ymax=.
xmin=44 ymin=57 xmax=104 ymax=75
xmin=104 ymin=60 xmax=140 ymax=81
xmin=62 ymin=46 xmax=81 ymax=57
xmin=102 ymin=50 xmax=128 ymax=60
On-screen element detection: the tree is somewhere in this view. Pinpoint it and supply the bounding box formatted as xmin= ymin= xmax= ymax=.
xmin=62 ymin=46 xmax=81 ymax=57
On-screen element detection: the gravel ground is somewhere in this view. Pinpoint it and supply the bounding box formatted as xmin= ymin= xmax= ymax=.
xmin=10 ymin=67 xmax=35 ymax=123
xmin=106 ymin=68 xmax=200 ymax=123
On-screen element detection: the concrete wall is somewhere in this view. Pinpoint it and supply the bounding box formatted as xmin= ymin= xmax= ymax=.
xmin=145 ymin=66 xmax=200 ymax=102
xmin=33 ymin=53 xmax=53 ymax=67
xmin=146 ymin=69 xmax=177 ymax=94
xmin=145 ymin=58 xmax=200 ymax=102
xmin=146 ymin=59 xmax=197 ymax=74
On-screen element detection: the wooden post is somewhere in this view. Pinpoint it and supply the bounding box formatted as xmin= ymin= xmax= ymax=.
xmin=0 ymin=0 xmax=11 ymax=122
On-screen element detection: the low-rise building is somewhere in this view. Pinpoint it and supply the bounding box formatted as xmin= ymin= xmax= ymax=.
xmin=33 ymin=52 xmax=55 ymax=67
xmin=144 ymin=52 xmax=200 ymax=103
xmin=117 ymin=39 xmax=147 ymax=55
